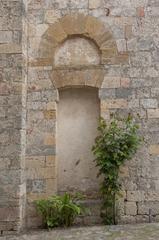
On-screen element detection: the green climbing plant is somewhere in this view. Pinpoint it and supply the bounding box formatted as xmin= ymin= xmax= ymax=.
xmin=92 ymin=114 xmax=142 ymax=224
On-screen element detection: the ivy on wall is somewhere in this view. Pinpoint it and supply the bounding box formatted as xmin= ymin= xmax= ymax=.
xmin=92 ymin=115 xmax=142 ymax=224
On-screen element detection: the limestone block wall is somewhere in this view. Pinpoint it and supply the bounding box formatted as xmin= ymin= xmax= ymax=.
xmin=0 ymin=0 xmax=27 ymax=234
xmin=25 ymin=0 xmax=159 ymax=227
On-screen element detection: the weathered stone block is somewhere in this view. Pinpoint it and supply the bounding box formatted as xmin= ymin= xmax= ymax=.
xmin=52 ymin=68 xmax=104 ymax=89
xmin=138 ymin=201 xmax=159 ymax=215
xmin=85 ymin=15 xmax=111 ymax=46
xmin=116 ymin=39 xmax=127 ymax=52
xmin=43 ymin=110 xmax=56 ymax=120
xmin=0 ymin=31 xmax=12 ymax=43
xmin=44 ymin=134 xmax=55 ymax=145
xmin=27 ymin=179 xmax=46 ymax=193
xmin=89 ymin=0 xmax=101 ymax=9
xmin=0 ymin=44 xmax=21 ymax=53
xmin=147 ymin=109 xmax=159 ymax=119
xmin=119 ymin=215 xmax=136 ymax=224
xmin=29 ymin=58 xmax=52 ymax=67
xmin=144 ymin=191 xmax=159 ymax=201
xmin=128 ymin=99 xmax=140 ymax=108
xmin=46 ymin=178 xmax=57 ymax=194
xmin=60 ymin=14 xmax=87 ymax=35
xmin=125 ymin=202 xmax=137 ymax=216
xmin=27 ymin=193 xmax=50 ymax=203
xmin=99 ymin=89 xmax=116 ymax=99
xmin=127 ymin=191 xmax=145 ymax=202
xmin=26 ymin=156 xmax=45 ymax=169
xmin=45 ymin=155 xmax=56 ymax=167
xmin=136 ymin=215 xmax=149 ymax=223
xmin=101 ymin=48 xmax=117 ymax=58
xmin=149 ymin=145 xmax=159 ymax=155
xmin=151 ymin=88 xmax=159 ymax=97
xmin=68 ymin=0 xmax=88 ymax=9
xmin=26 ymin=166 xmax=56 ymax=180
xmin=46 ymin=102 xmax=56 ymax=110
xmin=116 ymin=88 xmax=132 ymax=99
xmin=137 ymin=7 xmax=145 ymax=17
xmin=101 ymin=99 xmax=128 ymax=109
xmin=125 ymin=25 xmax=133 ymax=39
xmin=140 ymin=99 xmax=158 ymax=109
xmin=45 ymin=22 xmax=67 ymax=44
xmin=120 ymin=78 xmax=130 ymax=88
xmin=44 ymin=10 xmax=61 ymax=24
xmin=101 ymin=77 xmax=120 ymax=88
xmin=102 ymin=53 xmax=129 ymax=65
xmin=0 ymin=207 xmax=19 ymax=221
xmin=119 ymin=165 xmax=129 ymax=177
xmin=26 ymin=145 xmax=56 ymax=156
xmin=38 ymin=40 xmax=56 ymax=58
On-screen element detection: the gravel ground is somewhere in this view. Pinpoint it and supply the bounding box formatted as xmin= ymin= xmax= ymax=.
xmin=1 ymin=223 xmax=159 ymax=240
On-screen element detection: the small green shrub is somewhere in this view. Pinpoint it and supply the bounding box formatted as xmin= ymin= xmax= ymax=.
xmin=92 ymin=114 xmax=143 ymax=224
xmin=35 ymin=192 xmax=86 ymax=228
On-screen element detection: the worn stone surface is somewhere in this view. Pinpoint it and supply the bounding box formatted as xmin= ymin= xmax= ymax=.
xmin=1 ymin=224 xmax=159 ymax=240
xmin=54 ymin=38 xmax=100 ymax=66
xmin=0 ymin=0 xmax=27 ymax=234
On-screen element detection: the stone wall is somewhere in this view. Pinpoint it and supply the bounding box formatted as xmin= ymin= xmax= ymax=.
xmin=25 ymin=0 xmax=159 ymax=226
xmin=1 ymin=0 xmax=159 ymax=233
xmin=0 ymin=0 xmax=27 ymax=234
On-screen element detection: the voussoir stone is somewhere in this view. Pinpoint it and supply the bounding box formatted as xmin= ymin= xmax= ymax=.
xmin=60 ymin=14 xmax=87 ymax=35
xmin=45 ymin=22 xmax=67 ymax=44
xmin=85 ymin=15 xmax=113 ymax=47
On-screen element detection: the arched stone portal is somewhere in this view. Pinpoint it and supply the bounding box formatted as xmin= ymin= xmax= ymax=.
xmin=26 ymin=13 xmax=128 ymax=226
xmin=36 ymin=13 xmax=121 ymax=198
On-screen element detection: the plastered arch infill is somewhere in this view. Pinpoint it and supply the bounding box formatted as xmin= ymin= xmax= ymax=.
xmin=33 ymin=14 xmax=128 ymax=88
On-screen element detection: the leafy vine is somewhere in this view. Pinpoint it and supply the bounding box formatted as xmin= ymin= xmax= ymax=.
xmin=92 ymin=115 xmax=142 ymax=224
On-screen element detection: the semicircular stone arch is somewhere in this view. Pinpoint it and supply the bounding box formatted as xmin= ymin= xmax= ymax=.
xmin=38 ymin=13 xmax=120 ymax=89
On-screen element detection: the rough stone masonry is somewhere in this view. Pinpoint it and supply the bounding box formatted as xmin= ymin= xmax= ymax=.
xmin=1 ymin=0 xmax=159 ymax=234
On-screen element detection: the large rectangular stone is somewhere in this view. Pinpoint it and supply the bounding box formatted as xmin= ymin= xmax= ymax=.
xmin=149 ymin=145 xmax=159 ymax=155
xmin=125 ymin=202 xmax=137 ymax=216
xmin=0 ymin=207 xmax=19 ymax=221
xmin=138 ymin=201 xmax=159 ymax=215
xmin=116 ymin=88 xmax=132 ymax=98
xmin=99 ymin=89 xmax=116 ymax=99
xmin=140 ymin=99 xmax=158 ymax=109
xmin=26 ymin=166 xmax=56 ymax=179
xmin=101 ymin=99 xmax=128 ymax=109
xmin=147 ymin=109 xmax=159 ymax=118
xmin=45 ymin=155 xmax=56 ymax=167
xmin=89 ymin=0 xmax=101 ymax=9
xmin=0 ymin=31 xmax=12 ymax=43
xmin=151 ymin=88 xmax=159 ymax=97
xmin=120 ymin=78 xmax=130 ymax=88
xmin=0 ymin=44 xmax=21 ymax=53
xmin=44 ymin=134 xmax=55 ymax=145
xmin=144 ymin=191 xmax=159 ymax=201
xmin=26 ymin=156 xmax=45 ymax=168
xmin=127 ymin=191 xmax=145 ymax=202
xmin=101 ymin=77 xmax=120 ymax=88
xmin=27 ymin=193 xmax=51 ymax=203
xmin=27 ymin=179 xmax=46 ymax=193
